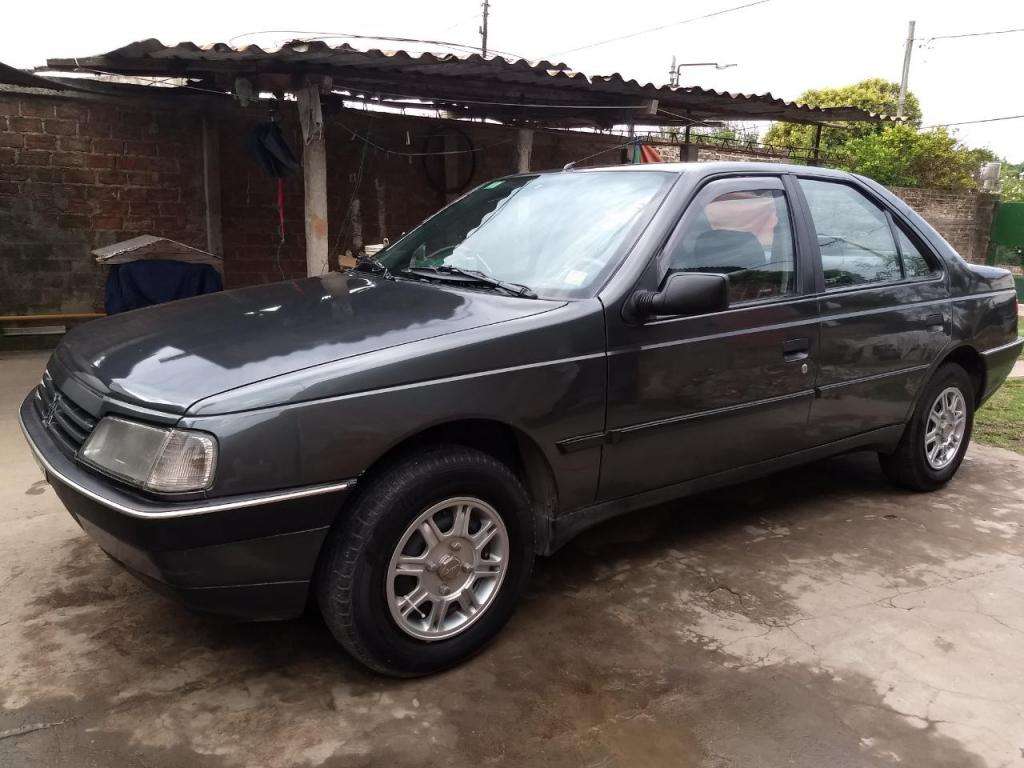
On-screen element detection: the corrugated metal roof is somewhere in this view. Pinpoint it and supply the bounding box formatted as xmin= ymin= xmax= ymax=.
xmin=44 ymin=39 xmax=893 ymax=127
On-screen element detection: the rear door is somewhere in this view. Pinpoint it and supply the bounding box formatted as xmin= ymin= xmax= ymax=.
xmin=599 ymin=175 xmax=820 ymax=500
xmin=797 ymin=177 xmax=950 ymax=444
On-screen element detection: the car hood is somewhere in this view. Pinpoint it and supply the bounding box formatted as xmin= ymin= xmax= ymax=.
xmin=54 ymin=272 xmax=560 ymax=414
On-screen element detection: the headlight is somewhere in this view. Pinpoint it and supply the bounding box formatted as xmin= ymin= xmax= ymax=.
xmin=79 ymin=416 xmax=217 ymax=493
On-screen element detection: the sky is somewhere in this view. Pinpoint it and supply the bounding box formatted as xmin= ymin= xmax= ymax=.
xmin=3 ymin=0 xmax=1022 ymax=162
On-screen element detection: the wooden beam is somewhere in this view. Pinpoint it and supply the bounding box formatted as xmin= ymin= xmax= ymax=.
xmin=201 ymin=116 xmax=223 ymax=256
xmin=516 ymin=128 xmax=533 ymax=173
xmin=297 ymin=84 xmax=330 ymax=276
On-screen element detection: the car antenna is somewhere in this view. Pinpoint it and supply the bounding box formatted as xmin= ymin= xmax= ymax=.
xmin=562 ymin=160 xmax=577 ymax=171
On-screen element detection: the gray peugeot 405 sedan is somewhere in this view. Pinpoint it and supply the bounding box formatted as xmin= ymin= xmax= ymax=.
xmin=21 ymin=161 xmax=1022 ymax=676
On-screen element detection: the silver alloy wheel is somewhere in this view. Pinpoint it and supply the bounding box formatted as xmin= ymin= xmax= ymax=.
xmin=386 ymin=496 xmax=509 ymax=642
xmin=925 ymin=386 xmax=967 ymax=470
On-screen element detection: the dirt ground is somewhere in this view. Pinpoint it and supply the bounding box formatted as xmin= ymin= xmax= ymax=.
xmin=2 ymin=349 xmax=1023 ymax=768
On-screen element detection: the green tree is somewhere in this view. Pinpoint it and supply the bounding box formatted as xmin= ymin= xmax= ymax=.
xmin=1001 ymin=162 xmax=1024 ymax=202
xmin=835 ymin=124 xmax=980 ymax=190
xmin=764 ymin=78 xmax=921 ymax=155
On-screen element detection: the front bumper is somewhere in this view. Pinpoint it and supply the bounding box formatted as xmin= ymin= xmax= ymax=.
xmin=20 ymin=393 xmax=356 ymax=620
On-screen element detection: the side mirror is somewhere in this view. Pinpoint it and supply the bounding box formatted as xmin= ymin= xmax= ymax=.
xmin=631 ymin=272 xmax=729 ymax=318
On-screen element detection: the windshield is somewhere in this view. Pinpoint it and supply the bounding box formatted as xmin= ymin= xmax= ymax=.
xmin=378 ymin=170 xmax=675 ymax=299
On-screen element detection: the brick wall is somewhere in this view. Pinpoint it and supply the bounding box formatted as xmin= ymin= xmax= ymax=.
xmin=0 ymin=86 xmax=997 ymax=317
xmin=889 ymin=187 xmax=998 ymax=263
xmin=215 ymin=110 xmax=624 ymax=287
xmin=0 ymin=92 xmax=205 ymax=314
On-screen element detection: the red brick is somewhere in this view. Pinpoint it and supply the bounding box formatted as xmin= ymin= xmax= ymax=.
xmin=43 ymin=119 xmax=77 ymax=136
xmin=58 ymin=137 xmax=92 ymax=153
xmin=0 ymin=180 xmax=19 ymax=195
xmin=96 ymin=170 xmax=127 ymax=185
xmin=0 ymin=100 xmax=18 ymax=116
xmin=78 ymin=122 xmax=113 ymax=139
xmin=10 ymin=116 xmax=42 ymax=132
xmin=92 ymin=216 xmax=124 ymax=230
xmin=124 ymin=171 xmax=159 ymax=186
xmin=125 ymin=140 xmax=159 ymax=157
xmin=61 ymin=168 xmax=95 ymax=185
xmin=24 ymin=134 xmax=57 ymax=150
xmin=55 ymin=103 xmax=89 ymax=120
xmin=85 ymin=154 xmax=116 ymax=169
xmin=94 ymin=138 xmax=125 ymax=154
xmin=50 ymin=152 xmax=88 ymax=168
xmin=59 ymin=214 xmax=91 ymax=229
xmin=0 ymin=132 xmax=23 ymax=148
xmin=17 ymin=149 xmax=51 ymax=166
xmin=116 ymin=156 xmax=156 ymax=171
xmin=20 ymin=101 xmax=56 ymax=118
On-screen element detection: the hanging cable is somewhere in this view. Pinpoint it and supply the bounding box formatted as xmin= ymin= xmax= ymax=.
xmin=923 ymin=114 xmax=1024 ymax=129
xmin=547 ymin=0 xmax=771 ymax=57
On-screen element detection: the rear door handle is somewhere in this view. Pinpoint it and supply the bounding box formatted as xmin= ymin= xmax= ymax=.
xmin=925 ymin=312 xmax=944 ymax=329
xmin=783 ymin=337 xmax=810 ymax=362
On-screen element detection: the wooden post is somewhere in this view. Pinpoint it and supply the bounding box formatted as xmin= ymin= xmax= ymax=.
xmin=201 ymin=116 xmax=223 ymax=256
xmin=680 ymin=124 xmax=698 ymax=162
xmin=811 ymin=123 xmax=823 ymax=167
xmin=516 ymin=128 xmax=533 ymax=173
xmin=297 ymin=83 xmax=329 ymax=276
xmin=444 ymin=132 xmax=460 ymax=203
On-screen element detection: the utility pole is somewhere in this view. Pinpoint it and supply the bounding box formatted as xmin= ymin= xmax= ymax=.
xmin=480 ymin=0 xmax=490 ymax=57
xmin=897 ymin=20 xmax=915 ymax=118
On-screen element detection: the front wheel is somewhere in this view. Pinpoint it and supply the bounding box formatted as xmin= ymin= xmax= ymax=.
xmin=316 ymin=445 xmax=535 ymax=677
xmin=879 ymin=362 xmax=975 ymax=491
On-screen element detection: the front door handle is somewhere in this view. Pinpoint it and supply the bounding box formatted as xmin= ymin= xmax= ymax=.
xmin=783 ymin=337 xmax=810 ymax=362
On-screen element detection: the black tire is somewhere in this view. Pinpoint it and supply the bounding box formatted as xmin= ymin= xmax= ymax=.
xmin=879 ymin=362 xmax=975 ymax=491
xmin=316 ymin=445 xmax=535 ymax=677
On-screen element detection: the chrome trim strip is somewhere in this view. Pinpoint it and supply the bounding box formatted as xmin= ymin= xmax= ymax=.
xmin=607 ymin=388 xmax=817 ymax=442
xmin=815 ymin=364 xmax=931 ymax=393
xmin=981 ymin=337 xmax=1024 ymax=358
xmin=19 ymin=410 xmax=355 ymax=520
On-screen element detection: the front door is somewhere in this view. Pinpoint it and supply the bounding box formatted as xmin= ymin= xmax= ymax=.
xmin=599 ymin=175 xmax=819 ymax=501
xmin=795 ymin=177 xmax=951 ymax=444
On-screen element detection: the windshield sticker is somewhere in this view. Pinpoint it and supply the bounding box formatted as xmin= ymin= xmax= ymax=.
xmin=483 ymin=181 xmax=505 ymax=189
xmin=564 ymin=270 xmax=588 ymax=287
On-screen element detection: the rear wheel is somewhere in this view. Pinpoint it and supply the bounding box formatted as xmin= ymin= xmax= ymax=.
xmin=879 ymin=363 xmax=974 ymax=491
xmin=316 ymin=445 xmax=534 ymax=677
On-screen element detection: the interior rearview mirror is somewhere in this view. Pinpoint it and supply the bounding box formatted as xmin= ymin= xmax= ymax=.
xmin=631 ymin=272 xmax=729 ymax=318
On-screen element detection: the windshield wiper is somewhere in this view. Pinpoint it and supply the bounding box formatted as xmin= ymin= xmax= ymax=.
xmin=353 ymin=255 xmax=393 ymax=279
xmin=405 ymin=265 xmax=537 ymax=299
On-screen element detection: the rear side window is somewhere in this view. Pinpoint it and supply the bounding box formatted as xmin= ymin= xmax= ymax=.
xmin=895 ymin=226 xmax=935 ymax=278
xmin=663 ymin=188 xmax=796 ymax=304
xmin=799 ymin=179 xmax=902 ymax=289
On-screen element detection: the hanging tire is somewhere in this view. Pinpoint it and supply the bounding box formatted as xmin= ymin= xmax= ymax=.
xmin=316 ymin=445 xmax=535 ymax=677
xmin=879 ymin=362 xmax=975 ymax=491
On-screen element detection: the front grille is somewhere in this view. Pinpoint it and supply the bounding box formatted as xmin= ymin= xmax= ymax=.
xmin=34 ymin=370 xmax=97 ymax=456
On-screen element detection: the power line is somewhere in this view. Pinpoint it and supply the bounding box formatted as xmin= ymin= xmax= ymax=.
xmin=224 ymin=30 xmax=527 ymax=62
xmin=547 ymin=0 xmax=772 ymax=58
xmin=924 ymin=114 xmax=1024 ymax=128
xmin=922 ymin=26 xmax=1024 ymax=44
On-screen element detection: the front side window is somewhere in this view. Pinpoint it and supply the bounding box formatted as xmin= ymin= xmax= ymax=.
xmin=799 ymin=179 xmax=902 ymax=290
xmin=662 ymin=188 xmax=796 ymax=304
xmin=378 ymin=171 xmax=675 ymax=299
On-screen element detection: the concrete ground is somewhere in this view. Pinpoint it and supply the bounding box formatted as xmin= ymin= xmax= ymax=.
xmin=2 ymin=349 xmax=1024 ymax=768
